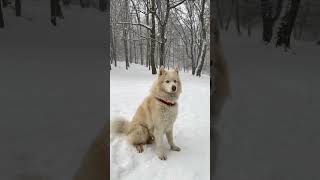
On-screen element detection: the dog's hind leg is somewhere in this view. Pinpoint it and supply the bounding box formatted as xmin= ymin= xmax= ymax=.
xmin=127 ymin=125 xmax=149 ymax=153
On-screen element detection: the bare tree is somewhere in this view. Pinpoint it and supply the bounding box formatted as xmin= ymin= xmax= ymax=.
xmin=122 ymin=0 xmax=130 ymax=69
xmin=51 ymin=0 xmax=57 ymax=26
xmin=150 ymin=0 xmax=157 ymax=74
xmin=15 ymin=0 xmax=21 ymax=17
xmin=145 ymin=5 xmax=150 ymax=69
xmin=156 ymin=0 xmax=186 ymax=67
xmin=130 ymin=0 xmax=144 ymax=65
xmin=50 ymin=0 xmax=64 ymax=26
xmin=276 ymin=0 xmax=301 ymax=48
xmin=196 ymin=0 xmax=208 ymax=77
xmin=110 ymin=0 xmax=210 ymax=75
xmin=260 ymin=0 xmax=283 ymax=43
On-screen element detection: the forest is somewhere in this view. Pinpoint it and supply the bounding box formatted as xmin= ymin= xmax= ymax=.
xmin=0 ymin=0 xmax=107 ymax=27
xmin=110 ymin=0 xmax=210 ymax=76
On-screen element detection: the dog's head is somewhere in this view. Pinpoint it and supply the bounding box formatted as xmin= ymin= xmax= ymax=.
xmin=157 ymin=66 xmax=182 ymax=95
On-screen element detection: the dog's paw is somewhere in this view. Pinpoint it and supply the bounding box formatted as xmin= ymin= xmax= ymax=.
xmin=158 ymin=154 xmax=167 ymax=160
xmin=135 ymin=145 xmax=144 ymax=153
xmin=157 ymin=150 xmax=167 ymax=160
xmin=170 ymin=145 xmax=181 ymax=151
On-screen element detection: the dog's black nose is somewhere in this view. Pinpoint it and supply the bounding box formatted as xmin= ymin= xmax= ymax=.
xmin=172 ymin=86 xmax=176 ymax=91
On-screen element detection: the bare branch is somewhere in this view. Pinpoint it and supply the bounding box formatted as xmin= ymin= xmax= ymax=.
xmin=170 ymin=0 xmax=187 ymax=9
xmin=117 ymin=22 xmax=152 ymax=31
xmin=129 ymin=27 xmax=163 ymax=44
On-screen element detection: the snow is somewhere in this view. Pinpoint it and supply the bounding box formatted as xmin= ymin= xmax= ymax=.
xmin=214 ymin=31 xmax=320 ymax=180
xmin=0 ymin=2 xmax=106 ymax=180
xmin=110 ymin=62 xmax=210 ymax=180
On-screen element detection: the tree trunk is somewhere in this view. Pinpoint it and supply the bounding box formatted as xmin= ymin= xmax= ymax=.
xmin=56 ymin=0 xmax=64 ymax=19
xmin=129 ymin=31 xmax=133 ymax=64
xmin=191 ymin=27 xmax=195 ymax=75
xmin=139 ymin=34 xmax=144 ymax=65
xmin=2 ymin=0 xmax=8 ymax=7
xmin=145 ymin=12 xmax=150 ymax=68
xmin=99 ymin=0 xmax=106 ymax=11
xmin=50 ymin=0 xmax=64 ymax=26
xmin=172 ymin=41 xmax=175 ymax=68
xmin=123 ymin=29 xmax=129 ymax=69
xmin=159 ymin=26 xmax=166 ymax=67
xmin=15 ymin=0 xmax=21 ymax=17
xmin=260 ymin=0 xmax=283 ymax=43
xmin=235 ymin=0 xmax=241 ymax=35
xmin=111 ymin=22 xmax=117 ymax=67
xmin=191 ymin=43 xmax=195 ymax=75
xmin=51 ymin=0 xmax=57 ymax=26
xmin=150 ymin=0 xmax=157 ymax=74
xmin=134 ymin=41 xmax=137 ymax=64
xmin=196 ymin=42 xmax=207 ymax=76
xmin=276 ymin=0 xmax=301 ymax=48
xmin=114 ymin=35 xmax=117 ymax=67
xmin=0 ymin=0 xmax=4 ymax=28
xmin=123 ymin=0 xmax=129 ymax=69
xmin=196 ymin=0 xmax=207 ymax=77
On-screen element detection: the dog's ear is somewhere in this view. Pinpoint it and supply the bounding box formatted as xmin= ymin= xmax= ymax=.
xmin=174 ymin=67 xmax=179 ymax=74
xmin=159 ymin=66 xmax=166 ymax=76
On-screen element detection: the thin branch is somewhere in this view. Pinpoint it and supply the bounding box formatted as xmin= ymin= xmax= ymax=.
xmin=117 ymin=22 xmax=152 ymax=31
xmin=170 ymin=0 xmax=187 ymax=9
xmin=129 ymin=28 xmax=163 ymax=44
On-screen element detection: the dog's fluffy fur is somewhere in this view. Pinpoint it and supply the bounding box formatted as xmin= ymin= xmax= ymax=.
xmin=111 ymin=66 xmax=182 ymax=160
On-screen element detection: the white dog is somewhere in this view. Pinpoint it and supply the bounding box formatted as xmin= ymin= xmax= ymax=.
xmin=111 ymin=66 xmax=182 ymax=160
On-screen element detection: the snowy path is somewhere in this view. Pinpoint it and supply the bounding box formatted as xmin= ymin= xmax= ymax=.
xmin=110 ymin=63 xmax=210 ymax=180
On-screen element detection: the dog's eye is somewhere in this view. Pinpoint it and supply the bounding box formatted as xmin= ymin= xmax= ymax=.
xmin=166 ymin=80 xmax=170 ymax=83
xmin=174 ymin=80 xmax=177 ymax=83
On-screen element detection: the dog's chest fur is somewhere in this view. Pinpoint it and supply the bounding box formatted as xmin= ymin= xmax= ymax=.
xmin=156 ymin=103 xmax=178 ymax=131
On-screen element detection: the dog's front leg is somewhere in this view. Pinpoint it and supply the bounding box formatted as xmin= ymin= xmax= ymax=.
xmin=166 ymin=129 xmax=181 ymax=151
xmin=154 ymin=128 xmax=166 ymax=160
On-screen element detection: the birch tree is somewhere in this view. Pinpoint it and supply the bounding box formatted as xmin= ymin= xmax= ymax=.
xmin=196 ymin=0 xmax=208 ymax=77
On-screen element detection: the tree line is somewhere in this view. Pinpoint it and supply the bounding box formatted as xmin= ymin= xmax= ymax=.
xmin=110 ymin=0 xmax=210 ymax=76
xmin=213 ymin=0 xmax=319 ymax=49
xmin=0 ymin=0 xmax=107 ymax=28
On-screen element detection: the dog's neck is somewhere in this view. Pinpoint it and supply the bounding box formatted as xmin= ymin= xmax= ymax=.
xmin=155 ymin=96 xmax=177 ymax=106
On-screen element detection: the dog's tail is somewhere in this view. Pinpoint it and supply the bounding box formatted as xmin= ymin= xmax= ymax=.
xmin=110 ymin=117 xmax=130 ymax=134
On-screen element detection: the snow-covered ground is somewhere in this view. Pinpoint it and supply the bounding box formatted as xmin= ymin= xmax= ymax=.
xmin=214 ymin=30 xmax=320 ymax=180
xmin=110 ymin=63 xmax=210 ymax=180
xmin=0 ymin=2 xmax=106 ymax=180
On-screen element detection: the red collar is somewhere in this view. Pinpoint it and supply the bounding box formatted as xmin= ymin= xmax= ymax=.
xmin=155 ymin=97 xmax=176 ymax=106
